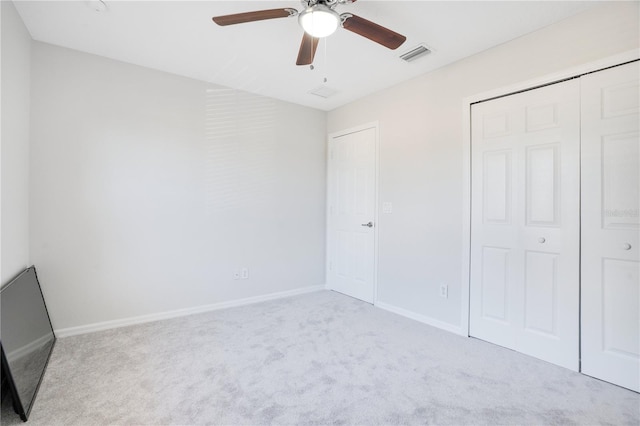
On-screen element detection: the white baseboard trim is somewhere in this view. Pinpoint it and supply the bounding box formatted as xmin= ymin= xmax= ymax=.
xmin=55 ymin=285 xmax=325 ymax=338
xmin=375 ymin=301 xmax=466 ymax=336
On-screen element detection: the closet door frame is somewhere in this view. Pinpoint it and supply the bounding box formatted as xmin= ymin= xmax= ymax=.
xmin=460 ymin=49 xmax=640 ymax=337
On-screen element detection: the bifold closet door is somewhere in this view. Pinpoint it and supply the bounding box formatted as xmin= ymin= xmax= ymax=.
xmin=581 ymin=61 xmax=639 ymax=392
xmin=470 ymin=79 xmax=580 ymax=370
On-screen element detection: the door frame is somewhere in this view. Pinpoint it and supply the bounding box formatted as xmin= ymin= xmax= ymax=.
xmin=460 ymin=49 xmax=640 ymax=337
xmin=326 ymin=121 xmax=380 ymax=304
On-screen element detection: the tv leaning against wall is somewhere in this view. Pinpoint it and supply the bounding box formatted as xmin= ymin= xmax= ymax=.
xmin=1 ymin=266 xmax=56 ymax=422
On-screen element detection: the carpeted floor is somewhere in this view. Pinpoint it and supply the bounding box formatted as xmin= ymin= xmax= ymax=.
xmin=2 ymin=290 xmax=639 ymax=425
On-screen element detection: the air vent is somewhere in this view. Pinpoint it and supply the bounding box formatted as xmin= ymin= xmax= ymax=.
xmin=399 ymin=44 xmax=431 ymax=62
xmin=309 ymin=85 xmax=339 ymax=99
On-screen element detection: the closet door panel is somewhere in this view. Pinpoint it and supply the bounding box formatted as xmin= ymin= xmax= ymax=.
xmin=518 ymin=82 xmax=580 ymax=370
xmin=470 ymin=80 xmax=580 ymax=370
xmin=581 ymin=60 xmax=639 ymax=392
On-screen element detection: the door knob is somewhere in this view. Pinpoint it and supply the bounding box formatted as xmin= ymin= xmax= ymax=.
xmin=361 ymin=222 xmax=373 ymax=228
xmin=538 ymin=237 xmax=546 ymax=244
xmin=622 ymin=243 xmax=632 ymax=250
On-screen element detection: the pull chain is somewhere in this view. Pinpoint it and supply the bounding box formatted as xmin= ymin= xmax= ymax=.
xmin=323 ymin=37 xmax=328 ymax=84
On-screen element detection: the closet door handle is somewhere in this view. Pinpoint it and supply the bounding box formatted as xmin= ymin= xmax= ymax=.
xmin=622 ymin=243 xmax=632 ymax=250
xmin=538 ymin=237 xmax=546 ymax=244
xmin=361 ymin=222 xmax=373 ymax=228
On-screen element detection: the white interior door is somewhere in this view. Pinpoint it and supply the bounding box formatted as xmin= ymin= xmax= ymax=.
xmin=470 ymin=80 xmax=580 ymax=370
xmin=581 ymin=61 xmax=640 ymax=392
xmin=327 ymin=126 xmax=377 ymax=303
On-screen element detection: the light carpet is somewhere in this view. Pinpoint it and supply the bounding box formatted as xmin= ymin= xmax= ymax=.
xmin=1 ymin=290 xmax=638 ymax=425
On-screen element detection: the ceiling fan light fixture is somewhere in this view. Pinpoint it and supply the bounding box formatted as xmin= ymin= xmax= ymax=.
xmin=298 ymin=5 xmax=340 ymax=38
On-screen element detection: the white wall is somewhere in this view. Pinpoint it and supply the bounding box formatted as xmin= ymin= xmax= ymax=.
xmin=1 ymin=0 xmax=31 ymax=285
xmin=327 ymin=2 xmax=640 ymax=330
xmin=30 ymin=42 xmax=327 ymax=330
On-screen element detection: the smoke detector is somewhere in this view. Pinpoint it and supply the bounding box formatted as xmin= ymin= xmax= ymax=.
xmin=88 ymin=0 xmax=107 ymax=13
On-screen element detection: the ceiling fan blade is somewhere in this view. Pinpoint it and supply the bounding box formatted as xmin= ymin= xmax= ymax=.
xmin=212 ymin=8 xmax=295 ymax=26
xmin=296 ymin=32 xmax=319 ymax=66
xmin=341 ymin=14 xmax=406 ymax=50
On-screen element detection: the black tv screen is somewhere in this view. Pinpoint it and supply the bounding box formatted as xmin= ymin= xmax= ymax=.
xmin=1 ymin=266 xmax=56 ymax=422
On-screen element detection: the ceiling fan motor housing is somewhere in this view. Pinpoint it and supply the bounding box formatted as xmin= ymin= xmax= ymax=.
xmin=302 ymin=0 xmax=355 ymax=8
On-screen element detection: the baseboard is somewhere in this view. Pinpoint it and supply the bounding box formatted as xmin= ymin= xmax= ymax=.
xmin=55 ymin=285 xmax=325 ymax=338
xmin=375 ymin=301 xmax=465 ymax=336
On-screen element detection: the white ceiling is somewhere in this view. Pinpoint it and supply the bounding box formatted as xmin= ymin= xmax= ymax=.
xmin=14 ymin=0 xmax=601 ymax=111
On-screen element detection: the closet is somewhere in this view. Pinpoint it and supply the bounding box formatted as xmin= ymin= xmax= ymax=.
xmin=469 ymin=60 xmax=639 ymax=392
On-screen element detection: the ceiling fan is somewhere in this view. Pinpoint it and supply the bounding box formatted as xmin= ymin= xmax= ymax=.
xmin=212 ymin=0 xmax=407 ymax=66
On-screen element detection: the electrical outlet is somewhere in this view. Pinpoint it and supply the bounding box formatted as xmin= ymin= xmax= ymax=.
xmin=241 ymin=268 xmax=249 ymax=280
xmin=439 ymin=283 xmax=448 ymax=299
xmin=233 ymin=271 xmax=240 ymax=280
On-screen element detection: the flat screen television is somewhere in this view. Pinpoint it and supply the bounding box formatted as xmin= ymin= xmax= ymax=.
xmin=1 ymin=266 xmax=56 ymax=422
